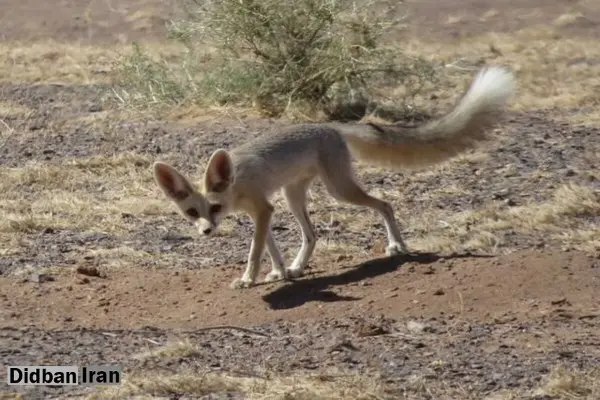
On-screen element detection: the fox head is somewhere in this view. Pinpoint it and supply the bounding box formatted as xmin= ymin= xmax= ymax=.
xmin=153 ymin=149 xmax=234 ymax=236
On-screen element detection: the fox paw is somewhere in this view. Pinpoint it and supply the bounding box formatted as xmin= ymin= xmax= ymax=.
xmin=285 ymin=266 xmax=305 ymax=279
xmin=264 ymin=270 xmax=286 ymax=283
xmin=386 ymin=242 xmax=407 ymax=257
xmin=230 ymin=277 xmax=255 ymax=289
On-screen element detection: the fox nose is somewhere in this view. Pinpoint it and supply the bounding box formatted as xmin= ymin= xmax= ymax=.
xmin=202 ymin=228 xmax=212 ymax=235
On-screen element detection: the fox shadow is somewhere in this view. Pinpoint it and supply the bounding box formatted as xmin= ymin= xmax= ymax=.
xmin=262 ymin=252 xmax=491 ymax=310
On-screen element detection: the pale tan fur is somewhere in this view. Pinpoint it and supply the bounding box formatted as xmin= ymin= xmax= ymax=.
xmin=153 ymin=67 xmax=516 ymax=289
xmin=337 ymin=67 xmax=515 ymax=168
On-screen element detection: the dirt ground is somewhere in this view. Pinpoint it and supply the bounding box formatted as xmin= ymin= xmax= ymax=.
xmin=1 ymin=0 xmax=599 ymax=399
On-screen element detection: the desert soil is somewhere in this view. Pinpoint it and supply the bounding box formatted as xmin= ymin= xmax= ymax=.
xmin=1 ymin=1 xmax=599 ymax=399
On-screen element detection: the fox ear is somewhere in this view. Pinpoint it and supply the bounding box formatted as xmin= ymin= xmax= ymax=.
xmin=153 ymin=162 xmax=195 ymax=201
xmin=205 ymin=149 xmax=233 ymax=192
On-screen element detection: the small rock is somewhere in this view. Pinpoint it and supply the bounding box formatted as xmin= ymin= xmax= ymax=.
xmin=356 ymin=324 xmax=388 ymax=337
xmin=329 ymin=340 xmax=359 ymax=353
xmin=550 ymin=297 xmax=570 ymax=306
xmin=88 ymin=104 xmax=102 ymax=112
xmin=407 ymin=320 xmax=426 ymax=334
xmin=76 ymin=265 xmax=104 ymax=278
xmin=423 ymin=266 xmax=435 ymax=275
xmin=433 ymin=289 xmax=445 ymax=296
xmin=29 ymin=122 xmax=44 ymax=131
xmin=30 ymin=273 xmax=55 ymax=283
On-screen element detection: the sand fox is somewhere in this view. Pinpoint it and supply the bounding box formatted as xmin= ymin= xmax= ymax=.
xmin=154 ymin=67 xmax=515 ymax=288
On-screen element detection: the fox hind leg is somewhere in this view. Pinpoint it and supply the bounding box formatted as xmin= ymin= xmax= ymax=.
xmin=264 ymin=230 xmax=287 ymax=282
xmin=319 ymin=158 xmax=407 ymax=256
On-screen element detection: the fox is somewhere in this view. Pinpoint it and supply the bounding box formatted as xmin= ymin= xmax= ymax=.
xmin=153 ymin=67 xmax=516 ymax=289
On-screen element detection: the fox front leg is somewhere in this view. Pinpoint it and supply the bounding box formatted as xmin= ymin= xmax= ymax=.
xmin=231 ymin=204 xmax=273 ymax=289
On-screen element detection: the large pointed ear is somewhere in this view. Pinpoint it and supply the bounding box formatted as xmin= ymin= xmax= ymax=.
xmin=204 ymin=149 xmax=233 ymax=192
xmin=153 ymin=162 xmax=195 ymax=201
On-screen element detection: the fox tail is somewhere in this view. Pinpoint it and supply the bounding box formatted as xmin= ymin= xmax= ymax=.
xmin=336 ymin=67 xmax=516 ymax=169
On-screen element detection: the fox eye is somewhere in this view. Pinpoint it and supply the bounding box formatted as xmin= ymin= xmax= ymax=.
xmin=209 ymin=204 xmax=222 ymax=214
xmin=185 ymin=208 xmax=200 ymax=219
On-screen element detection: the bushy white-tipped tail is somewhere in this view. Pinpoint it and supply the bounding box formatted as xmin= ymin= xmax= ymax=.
xmin=463 ymin=67 xmax=516 ymax=110
xmin=338 ymin=66 xmax=516 ymax=168
xmin=448 ymin=66 xmax=516 ymax=129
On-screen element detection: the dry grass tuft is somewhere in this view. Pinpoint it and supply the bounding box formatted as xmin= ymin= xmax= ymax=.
xmin=96 ymin=366 xmax=598 ymax=400
xmin=0 ymin=153 xmax=160 ymax=237
xmin=2 ymin=23 xmax=598 ymax=120
xmin=534 ymin=367 xmax=600 ymax=399
xmin=553 ymin=12 xmax=585 ymax=27
xmin=135 ymin=340 xmax=201 ymax=362
xmin=559 ymin=108 xmax=600 ymax=128
xmin=0 ymin=101 xmax=32 ymax=120
xmin=0 ymin=101 xmax=32 ymax=139
xmin=0 ymin=393 xmax=26 ymax=399
xmin=400 ymin=26 xmax=600 ymax=113
xmin=86 ymin=371 xmax=386 ymax=400
xmin=0 ymin=41 xmax=181 ymax=85
xmin=408 ymin=183 xmax=599 ymax=254
xmin=0 ymin=42 xmax=119 ymax=84
xmin=78 ymin=247 xmax=153 ymax=269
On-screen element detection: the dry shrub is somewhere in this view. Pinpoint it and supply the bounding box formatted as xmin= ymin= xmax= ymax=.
xmin=115 ymin=0 xmax=436 ymax=119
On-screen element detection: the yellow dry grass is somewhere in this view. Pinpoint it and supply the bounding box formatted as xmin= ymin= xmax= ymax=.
xmin=1 ymin=20 xmax=598 ymax=119
xmin=407 ymin=183 xmax=600 ymax=254
xmin=0 ymin=42 xmax=119 ymax=84
xmin=0 ymin=41 xmax=181 ymax=85
xmin=1 ymin=153 xmax=597 ymax=267
xmin=553 ymin=12 xmax=586 ymax=27
xmin=560 ymin=107 xmax=600 ymax=128
xmin=85 ymin=371 xmax=387 ymax=400
xmin=135 ymin=340 xmax=201 ymax=362
xmin=0 ymin=153 xmax=158 ymax=236
xmin=0 ymin=101 xmax=32 ymax=120
xmin=0 ymin=150 xmax=245 ymax=270
xmin=80 ymin=343 xmax=600 ymax=400
xmin=0 ymin=393 xmax=25 ymax=400
xmin=398 ymin=27 xmax=600 ymax=115
xmin=534 ymin=367 xmax=600 ymax=399
xmin=0 ymin=101 xmax=32 ymax=138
